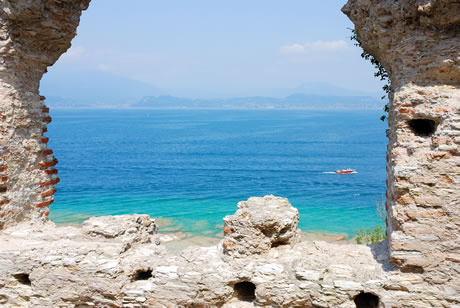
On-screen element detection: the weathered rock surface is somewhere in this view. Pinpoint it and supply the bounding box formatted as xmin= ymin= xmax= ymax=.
xmin=223 ymin=195 xmax=301 ymax=257
xmin=0 ymin=0 xmax=90 ymax=229
xmin=0 ymin=0 xmax=459 ymax=306
xmin=343 ymin=0 xmax=459 ymax=88
xmin=82 ymin=214 xmax=159 ymax=250
xmin=343 ymin=0 xmax=460 ymax=279
xmin=0 ymin=197 xmax=458 ymax=307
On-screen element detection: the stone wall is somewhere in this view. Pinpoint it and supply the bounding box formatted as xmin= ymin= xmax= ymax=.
xmin=0 ymin=196 xmax=458 ymax=307
xmin=343 ymin=0 xmax=460 ymax=276
xmin=0 ymin=0 xmax=90 ymax=228
xmin=0 ymin=0 xmax=459 ymax=307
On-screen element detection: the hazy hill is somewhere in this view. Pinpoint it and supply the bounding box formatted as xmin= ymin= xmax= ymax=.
xmin=40 ymin=70 xmax=164 ymax=108
xmin=40 ymin=70 xmax=382 ymax=109
xmin=133 ymin=94 xmax=381 ymax=110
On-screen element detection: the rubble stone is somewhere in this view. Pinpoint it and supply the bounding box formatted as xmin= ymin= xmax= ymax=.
xmin=222 ymin=195 xmax=301 ymax=257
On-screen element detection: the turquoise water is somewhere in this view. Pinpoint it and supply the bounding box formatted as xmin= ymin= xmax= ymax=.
xmin=48 ymin=109 xmax=387 ymax=238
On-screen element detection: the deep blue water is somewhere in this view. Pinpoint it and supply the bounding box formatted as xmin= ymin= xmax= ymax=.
xmin=47 ymin=109 xmax=387 ymax=238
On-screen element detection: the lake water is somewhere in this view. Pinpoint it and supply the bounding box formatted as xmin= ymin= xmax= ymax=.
xmin=47 ymin=109 xmax=387 ymax=238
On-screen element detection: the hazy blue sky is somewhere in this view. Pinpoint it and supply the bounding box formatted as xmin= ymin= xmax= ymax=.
xmin=44 ymin=0 xmax=385 ymax=96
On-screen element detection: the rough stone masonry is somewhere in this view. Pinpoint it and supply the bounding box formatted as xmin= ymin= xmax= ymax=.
xmin=0 ymin=0 xmax=459 ymax=307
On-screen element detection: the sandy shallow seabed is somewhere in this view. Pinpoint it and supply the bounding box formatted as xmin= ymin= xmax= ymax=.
xmin=57 ymin=219 xmax=350 ymax=254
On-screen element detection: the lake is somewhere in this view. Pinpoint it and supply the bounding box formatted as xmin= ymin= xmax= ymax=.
xmin=47 ymin=109 xmax=387 ymax=239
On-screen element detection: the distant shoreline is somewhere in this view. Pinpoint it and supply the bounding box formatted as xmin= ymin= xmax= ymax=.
xmin=48 ymin=107 xmax=382 ymax=111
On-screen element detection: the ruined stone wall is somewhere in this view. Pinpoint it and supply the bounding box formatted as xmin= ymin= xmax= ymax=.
xmin=343 ymin=0 xmax=460 ymax=279
xmin=0 ymin=0 xmax=459 ymax=307
xmin=0 ymin=0 xmax=90 ymax=228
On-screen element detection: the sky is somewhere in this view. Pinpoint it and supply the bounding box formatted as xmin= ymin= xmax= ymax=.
xmin=42 ymin=0 xmax=385 ymax=98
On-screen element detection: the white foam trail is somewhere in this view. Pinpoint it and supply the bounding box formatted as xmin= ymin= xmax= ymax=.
xmin=321 ymin=171 xmax=358 ymax=174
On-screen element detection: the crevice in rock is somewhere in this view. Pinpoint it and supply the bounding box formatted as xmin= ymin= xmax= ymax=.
xmin=271 ymin=240 xmax=287 ymax=248
xmin=13 ymin=273 xmax=31 ymax=286
xmin=408 ymin=119 xmax=437 ymax=136
xmin=401 ymin=265 xmax=424 ymax=274
xmin=233 ymin=281 xmax=256 ymax=302
xmin=354 ymin=292 xmax=379 ymax=308
xmin=132 ymin=269 xmax=153 ymax=281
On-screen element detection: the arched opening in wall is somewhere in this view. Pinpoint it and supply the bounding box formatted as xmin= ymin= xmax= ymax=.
xmin=354 ymin=292 xmax=379 ymax=308
xmin=408 ymin=119 xmax=437 ymax=136
xmin=132 ymin=269 xmax=153 ymax=281
xmin=40 ymin=2 xmax=388 ymax=244
xmin=233 ymin=281 xmax=256 ymax=302
xmin=131 ymin=269 xmax=153 ymax=281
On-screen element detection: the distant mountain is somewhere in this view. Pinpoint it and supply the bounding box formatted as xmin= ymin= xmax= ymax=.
xmin=40 ymin=70 xmax=382 ymax=109
xmin=40 ymin=70 xmax=164 ymax=108
xmin=133 ymin=94 xmax=381 ymax=110
xmin=160 ymin=82 xmax=380 ymax=99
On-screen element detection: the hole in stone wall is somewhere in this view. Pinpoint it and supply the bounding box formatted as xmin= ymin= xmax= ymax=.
xmin=13 ymin=273 xmax=31 ymax=286
xmin=408 ymin=119 xmax=436 ymax=136
xmin=401 ymin=265 xmax=424 ymax=274
xmin=132 ymin=269 xmax=153 ymax=281
xmin=354 ymin=292 xmax=379 ymax=308
xmin=271 ymin=240 xmax=287 ymax=248
xmin=234 ymin=281 xmax=256 ymax=302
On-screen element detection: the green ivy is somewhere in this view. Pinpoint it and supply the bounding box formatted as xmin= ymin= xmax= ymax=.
xmin=350 ymin=29 xmax=391 ymax=122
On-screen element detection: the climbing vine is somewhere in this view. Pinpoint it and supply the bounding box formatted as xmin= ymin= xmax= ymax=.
xmin=350 ymin=29 xmax=391 ymax=121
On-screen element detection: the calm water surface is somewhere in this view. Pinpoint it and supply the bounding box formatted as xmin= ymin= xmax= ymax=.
xmin=48 ymin=109 xmax=387 ymax=238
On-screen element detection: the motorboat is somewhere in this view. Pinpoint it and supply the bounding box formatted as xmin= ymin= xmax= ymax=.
xmin=336 ymin=169 xmax=357 ymax=174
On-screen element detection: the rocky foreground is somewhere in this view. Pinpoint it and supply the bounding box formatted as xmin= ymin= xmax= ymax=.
xmin=0 ymin=196 xmax=455 ymax=307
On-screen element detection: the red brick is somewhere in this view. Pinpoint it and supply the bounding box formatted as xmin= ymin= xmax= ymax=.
xmin=425 ymin=152 xmax=452 ymax=160
xmin=434 ymin=107 xmax=450 ymax=113
xmin=42 ymin=149 xmax=53 ymax=155
xmin=39 ymin=160 xmax=58 ymax=168
xmin=42 ymin=107 xmax=49 ymax=113
xmin=399 ymin=108 xmax=415 ymax=114
xmin=44 ymin=169 xmax=58 ymax=175
xmin=39 ymin=95 xmax=46 ymax=101
xmin=223 ymin=227 xmax=233 ymax=235
xmin=390 ymin=257 xmax=404 ymax=265
xmin=0 ymin=165 xmax=7 ymax=172
xmin=43 ymin=127 xmax=48 ymax=133
xmin=42 ymin=137 xmax=49 ymax=143
xmin=400 ymin=103 xmax=413 ymax=107
xmin=40 ymin=178 xmax=60 ymax=187
xmin=44 ymin=211 xmax=50 ymax=217
xmin=0 ymin=199 xmax=9 ymax=206
xmin=223 ymin=241 xmax=234 ymax=249
xmin=41 ymin=189 xmax=57 ymax=198
xmin=43 ymin=116 xmax=52 ymax=123
xmin=407 ymin=210 xmax=447 ymax=219
xmin=0 ymin=186 xmax=7 ymax=193
xmin=36 ymin=199 xmax=54 ymax=208
xmin=0 ymin=176 xmax=8 ymax=182
xmin=397 ymin=196 xmax=415 ymax=205
xmin=440 ymin=177 xmax=453 ymax=184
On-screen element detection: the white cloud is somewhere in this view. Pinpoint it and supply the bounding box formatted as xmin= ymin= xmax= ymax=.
xmin=280 ymin=43 xmax=305 ymax=54
xmin=61 ymin=46 xmax=86 ymax=59
xmin=280 ymin=40 xmax=348 ymax=55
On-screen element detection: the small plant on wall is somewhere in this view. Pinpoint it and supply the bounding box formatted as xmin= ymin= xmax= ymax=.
xmin=350 ymin=29 xmax=391 ymax=122
xmin=355 ymin=226 xmax=386 ymax=245
xmin=355 ymin=198 xmax=387 ymax=245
